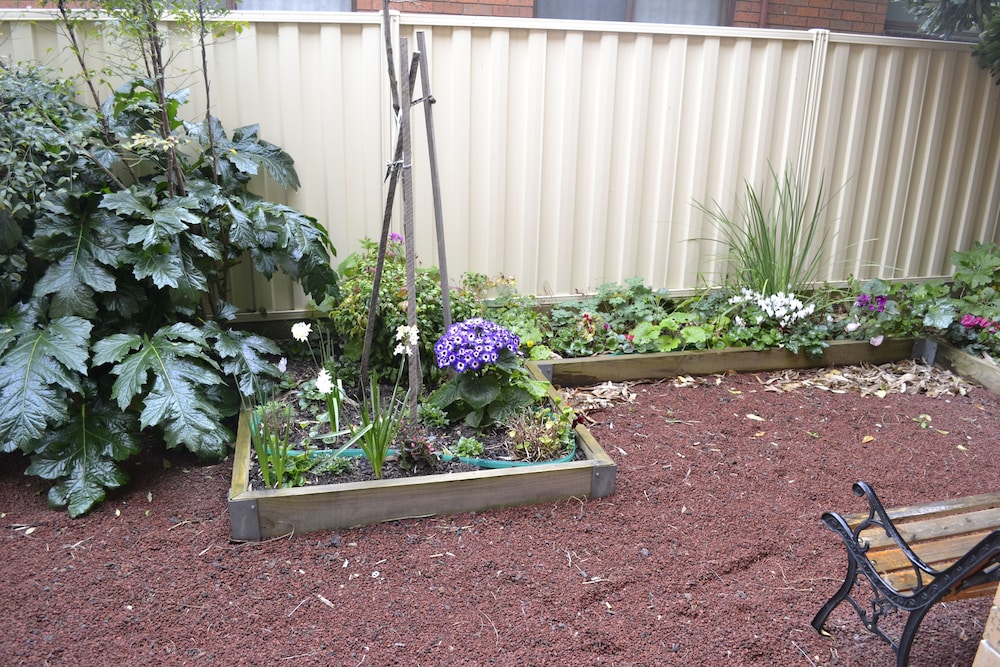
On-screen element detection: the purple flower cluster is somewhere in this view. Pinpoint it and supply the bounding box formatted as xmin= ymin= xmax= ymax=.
xmin=855 ymin=294 xmax=888 ymax=312
xmin=434 ymin=318 xmax=520 ymax=373
xmin=961 ymin=314 xmax=998 ymax=331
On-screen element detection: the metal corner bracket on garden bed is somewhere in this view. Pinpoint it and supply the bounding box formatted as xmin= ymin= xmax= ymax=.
xmin=229 ymin=338 xmax=995 ymax=540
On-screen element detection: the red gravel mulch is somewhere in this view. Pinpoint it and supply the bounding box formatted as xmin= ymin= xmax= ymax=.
xmin=3 ymin=369 xmax=999 ymax=666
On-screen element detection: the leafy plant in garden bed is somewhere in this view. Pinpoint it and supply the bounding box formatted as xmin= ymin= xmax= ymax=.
xmin=0 ymin=2 xmax=336 ymax=515
xmin=244 ymin=317 xmax=578 ymax=491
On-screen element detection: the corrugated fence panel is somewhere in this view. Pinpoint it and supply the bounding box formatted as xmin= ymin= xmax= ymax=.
xmin=811 ymin=34 xmax=1000 ymax=282
xmin=2 ymin=11 xmax=999 ymax=316
xmin=396 ymin=21 xmax=818 ymax=295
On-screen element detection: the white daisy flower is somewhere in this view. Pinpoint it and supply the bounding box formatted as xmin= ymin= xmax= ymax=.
xmin=291 ymin=321 xmax=312 ymax=342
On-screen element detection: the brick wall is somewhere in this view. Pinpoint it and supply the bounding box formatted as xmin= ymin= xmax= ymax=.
xmin=354 ymin=0 xmax=532 ymax=19
xmin=732 ymin=0 xmax=890 ymax=34
xmin=0 ymin=0 xmax=890 ymax=34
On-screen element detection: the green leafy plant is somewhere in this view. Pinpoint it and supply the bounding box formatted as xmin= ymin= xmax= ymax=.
xmin=627 ymin=311 xmax=717 ymax=353
xmin=428 ymin=318 xmax=549 ymax=428
xmin=546 ymin=278 xmax=674 ymax=356
xmin=505 ymin=402 xmax=576 ymax=462
xmin=310 ymin=453 xmax=353 ymax=477
xmin=0 ymin=3 xmax=337 ymax=515
xmin=320 ymin=236 xmax=481 ymax=380
xmin=451 ymin=436 xmax=485 ymax=458
xmin=353 ymin=377 xmax=407 ymax=480
xmin=547 ymin=309 xmax=620 ymax=357
xmin=844 ymin=278 xmax=955 ymax=344
xmin=417 ymin=402 xmax=450 ymax=428
xmin=397 ymin=430 xmax=439 ymax=474
xmin=697 ymin=164 xmax=832 ymax=295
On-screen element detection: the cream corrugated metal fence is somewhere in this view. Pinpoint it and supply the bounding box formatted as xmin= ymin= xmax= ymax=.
xmin=2 ymin=10 xmax=998 ymax=316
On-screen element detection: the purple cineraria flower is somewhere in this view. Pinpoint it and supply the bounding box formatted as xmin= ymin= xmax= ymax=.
xmin=434 ymin=318 xmax=520 ymax=373
xmin=389 ymin=232 xmax=403 ymax=243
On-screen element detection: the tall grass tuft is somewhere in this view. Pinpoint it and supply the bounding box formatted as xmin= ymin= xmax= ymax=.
xmin=697 ymin=165 xmax=832 ymax=295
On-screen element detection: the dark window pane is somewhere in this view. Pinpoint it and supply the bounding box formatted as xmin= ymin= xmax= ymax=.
xmin=634 ymin=0 xmax=725 ymax=25
xmin=535 ymin=0 xmax=628 ymax=22
xmin=237 ymin=0 xmax=351 ymax=9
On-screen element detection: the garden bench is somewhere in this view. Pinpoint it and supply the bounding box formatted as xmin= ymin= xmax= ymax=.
xmin=812 ymin=481 xmax=1000 ymax=667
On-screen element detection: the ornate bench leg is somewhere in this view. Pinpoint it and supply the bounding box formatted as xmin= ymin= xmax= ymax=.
xmin=897 ymin=604 xmax=933 ymax=667
xmin=812 ymin=553 xmax=858 ymax=636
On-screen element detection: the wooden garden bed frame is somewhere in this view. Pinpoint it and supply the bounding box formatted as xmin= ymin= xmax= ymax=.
xmin=229 ymin=338 xmax=996 ymax=541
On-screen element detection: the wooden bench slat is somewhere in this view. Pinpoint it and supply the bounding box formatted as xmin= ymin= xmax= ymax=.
xmin=842 ymin=492 xmax=1000 ymax=529
xmin=867 ymin=531 xmax=997 ymax=578
xmin=853 ymin=507 xmax=1000 ymax=551
xmin=881 ymin=571 xmax=1000 ymax=600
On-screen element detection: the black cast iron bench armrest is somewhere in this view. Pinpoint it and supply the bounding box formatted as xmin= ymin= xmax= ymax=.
xmin=812 ymin=481 xmax=1000 ymax=667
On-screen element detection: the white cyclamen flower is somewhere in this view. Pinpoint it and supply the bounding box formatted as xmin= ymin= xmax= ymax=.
xmin=291 ymin=321 xmax=312 ymax=342
xmin=844 ymin=321 xmax=861 ymax=333
xmin=277 ymin=357 xmax=288 ymax=373
xmin=316 ymin=369 xmax=334 ymax=395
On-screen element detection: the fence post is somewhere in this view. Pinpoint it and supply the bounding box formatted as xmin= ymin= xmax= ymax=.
xmin=797 ymin=28 xmax=830 ymax=188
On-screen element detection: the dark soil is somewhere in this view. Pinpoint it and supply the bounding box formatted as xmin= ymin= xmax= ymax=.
xmin=3 ymin=368 xmax=1000 ymax=666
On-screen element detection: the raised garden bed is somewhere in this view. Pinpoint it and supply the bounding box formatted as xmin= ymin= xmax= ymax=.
xmin=228 ymin=363 xmax=616 ymax=541
xmin=228 ymin=337 xmax=992 ymax=540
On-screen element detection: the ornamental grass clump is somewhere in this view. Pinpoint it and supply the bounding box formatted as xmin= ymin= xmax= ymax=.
xmin=352 ymin=325 xmax=420 ymax=479
xmin=428 ymin=318 xmax=548 ymax=427
xmin=696 ymin=164 xmax=832 ymax=295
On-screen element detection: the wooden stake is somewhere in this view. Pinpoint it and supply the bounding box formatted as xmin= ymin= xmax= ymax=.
xmin=399 ymin=37 xmax=422 ymax=417
xmin=416 ymin=30 xmax=451 ymax=331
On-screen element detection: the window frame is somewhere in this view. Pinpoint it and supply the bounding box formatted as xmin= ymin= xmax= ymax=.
xmin=535 ymin=0 xmax=734 ymax=25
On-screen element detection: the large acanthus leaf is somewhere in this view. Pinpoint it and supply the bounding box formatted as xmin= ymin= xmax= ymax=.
xmin=28 ymin=197 xmax=124 ymax=318
xmin=237 ymin=198 xmax=338 ymax=301
xmin=187 ymin=118 xmax=301 ymax=190
xmin=94 ymin=325 xmax=231 ymax=457
xmin=125 ymin=196 xmax=203 ymax=249
xmin=98 ymin=188 xmax=156 ymax=219
xmin=33 ymin=255 xmax=115 ymax=318
xmin=30 ymin=194 xmax=129 ymax=267
xmin=224 ymin=197 xmax=259 ymax=250
xmin=0 ymin=304 xmax=34 ymax=358
xmin=206 ymin=324 xmax=282 ymax=398
xmin=25 ymin=400 xmax=140 ymax=517
xmin=131 ymin=247 xmax=185 ymax=288
xmin=139 ymin=354 xmax=230 ymax=456
xmin=0 ymin=316 xmax=92 ymax=450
